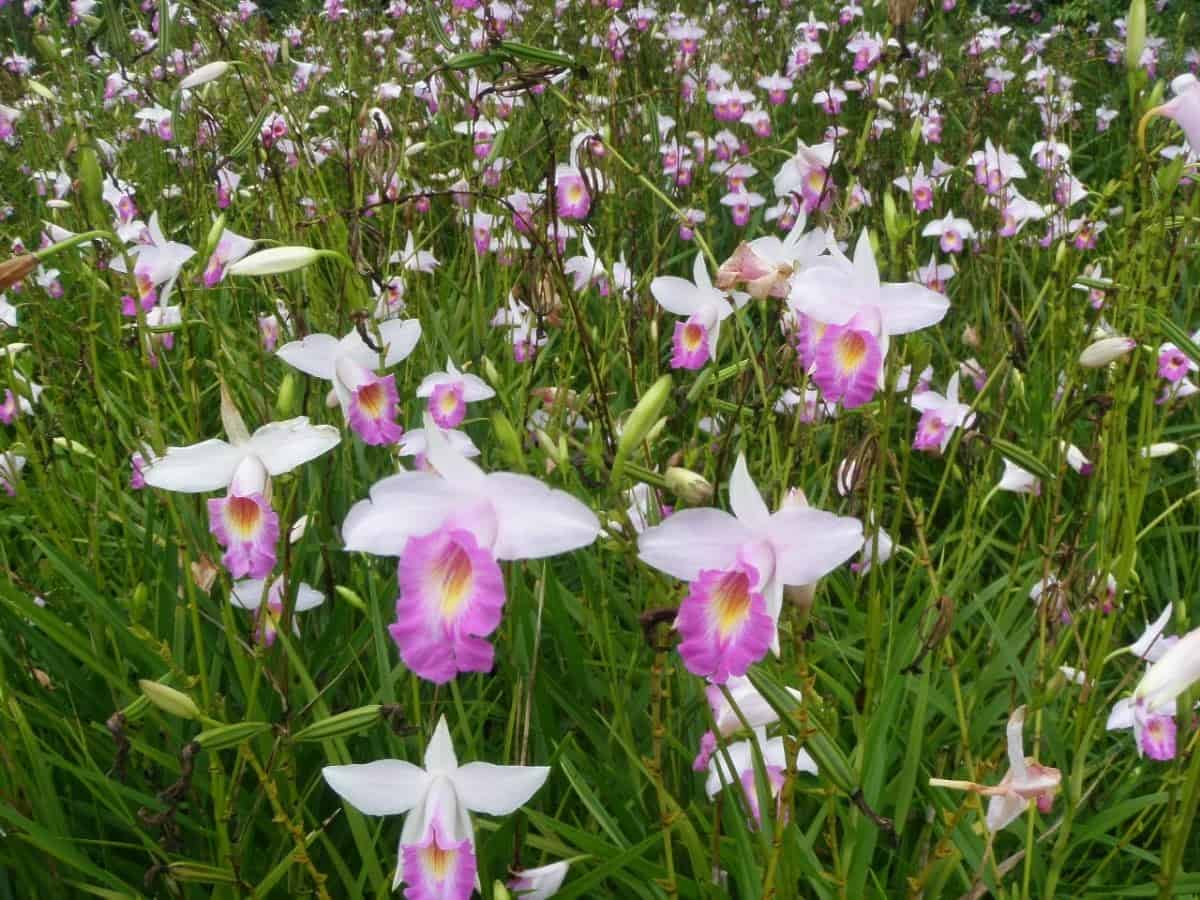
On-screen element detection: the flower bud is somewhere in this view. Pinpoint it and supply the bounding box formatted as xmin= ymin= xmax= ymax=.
xmin=664 ymin=466 xmax=713 ymax=504
xmin=334 ymin=585 xmax=367 ymax=611
xmin=195 ymin=721 xmax=271 ymax=751
xmin=883 ymin=190 xmax=900 ymax=246
xmin=481 ymin=355 xmax=501 ymax=387
xmin=139 ymin=680 xmax=201 ymax=720
xmin=227 ymin=246 xmax=326 ymax=276
xmin=1125 ymin=0 xmax=1146 ymax=73
xmin=613 ymin=375 xmax=671 ymax=482
xmin=1079 ymin=336 xmax=1136 ymax=368
xmin=275 ymin=372 xmax=298 ymax=418
xmin=292 ymin=705 xmax=383 ymax=742
xmin=491 ymin=411 xmax=526 ymax=473
xmin=1141 ymin=442 xmax=1183 ymax=458
xmin=179 ymin=61 xmax=232 ymax=91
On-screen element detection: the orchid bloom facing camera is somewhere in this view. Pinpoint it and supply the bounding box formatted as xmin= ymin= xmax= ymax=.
xmin=652 ymin=253 xmax=743 ymax=370
xmin=930 ymin=706 xmax=1061 ymax=832
xmin=911 ymin=372 xmax=975 ymax=454
xmin=141 ymin=387 xmax=340 ymax=579
xmin=277 ymin=319 xmax=422 ymax=445
xmin=788 ymin=231 xmax=950 ymax=409
xmin=638 ymin=454 xmax=862 ymax=681
xmin=342 ymin=418 xmax=600 ymax=683
xmin=323 ymin=716 xmax=550 ymax=897
xmin=416 ymin=358 xmax=495 ymax=429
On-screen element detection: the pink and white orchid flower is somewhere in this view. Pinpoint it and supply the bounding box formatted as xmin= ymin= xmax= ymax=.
xmin=323 ymin=715 xmax=550 ymax=897
xmin=230 ymin=576 xmax=325 ymax=646
xmin=277 ymin=319 xmax=422 ymax=445
xmin=931 ymin=706 xmax=1061 ymax=832
xmin=341 ymin=419 xmax=600 ymax=683
xmin=638 ymin=453 xmax=863 ymax=678
xmin=416 ymin=359 xmax=496 ymax=429
xmin=788 ymin=231 xmax=950 ymax=409
xmin=652 ymin=253 xmax=743 ymax=370
xmin=141 ymin=389 xmax=340 ymax=578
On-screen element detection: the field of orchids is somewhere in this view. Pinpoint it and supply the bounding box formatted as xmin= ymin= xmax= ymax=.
xmin=4 ymin=0 xmax=1200 ymax=896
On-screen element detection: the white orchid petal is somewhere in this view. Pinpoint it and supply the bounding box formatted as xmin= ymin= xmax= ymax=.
xmin=322 ymin=760 xmax=431 ymax=816
xmin=452 ymin=762 xmax=550 ymax=815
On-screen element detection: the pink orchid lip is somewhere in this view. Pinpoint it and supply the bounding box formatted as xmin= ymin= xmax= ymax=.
xmin=389 ymin=523 xmax=506 ymax=684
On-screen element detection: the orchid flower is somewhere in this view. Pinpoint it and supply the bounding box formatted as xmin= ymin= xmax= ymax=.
xmin=1127 ymin=603 xmax=1178 ymax=662
xmin=704 ymin=726 xmax=817 ymax=826
xmin=997 ymin=458 xmax=1041 ymax=495
xmin=341 ymin=418 xmax=599 ymax=683
xmin=692 ymin=675 xmax=803 ymax=770
xmin=230 ymin=576 xmax=324 ymax=646
xmin=508 ymin=861 xmax=569 ymax=899
xmin=788 ymin=231 xmax=949 ymax=409
xmin=323 ymin=715 xmax=550 ymax=896
xmin=930 ymin=706 xmax=1061 ymax=832
xmin=141 ymin=387 xmax=340 ymax=578
xmin=638 ymin=453 xmax=863 ymax=678
xmin=203 ymin=228 xmax=255 ymax=287
xmin=415 ymin=359 xmax=495 ymax=429
xmin=715 ymin=214 xmax=831 ymax=299
xmin=1143 ymin=74 xmax=1200 ymax=154
xmin=389 ymin=232 xmax=439 ymax=273
xmin=0 ymin=450 xmax=24 ymax=495
xmin=911 ymin=372 xmax=975 ymax=453
xmin=111 ymin=212 xmax=195 ymax=307
xmin=651 ymin=254 xmax=743 ymax=370
xmin=277 ymin=319 xmax=422 ymax=445
xmin=921 ymin=212 xmax=976 ymax=254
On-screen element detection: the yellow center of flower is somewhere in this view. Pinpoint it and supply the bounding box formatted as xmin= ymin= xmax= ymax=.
xmin=357 ymin=382 xmax=386 ymax=418
xmin=226 ymin=496 xmax=261 ymax=538
xmin=436 ymin=543 xmax=474 ymax=618
xmin=439 ymin=390 xmax=460 ymax=415
xmin=421 ymin=841 xmax=455 ymax=880
xmin=682 ymin=322 xmax=705 ymax=351
xmin=712 ymin=571 xmax=752 ymax=637
xmin=834 ymin=331 xmax=868 ymax=373
xmin=566 ymin=183 xmax=584 ymax=204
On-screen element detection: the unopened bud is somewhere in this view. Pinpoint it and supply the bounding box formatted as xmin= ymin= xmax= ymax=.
xmin=1079 ymin=336 xmax=1136 ymax=368
xmin=227 ymin=246 xmax=329 ymax=276
xmin=292 ymin=705 xmax=383 ymax=742
xmin=195 ymin=721 xmax=271 ymax=751
xmin=482 ymin=355 xmax=501 ymax=387
xmin=139 ymin=680 xmax=201 ymax=720
xmin=275 ymin=372 xmax=298 ymax=417
xmin=1125 ymin=0 xmax=1146 ymax=73
xmin=664 ymin=467 xmax=713 ymax=504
